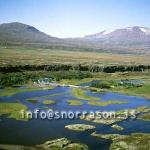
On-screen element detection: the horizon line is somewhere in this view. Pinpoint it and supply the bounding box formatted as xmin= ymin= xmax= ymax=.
xmin=0 ymin=21 xmax=149 ymax=39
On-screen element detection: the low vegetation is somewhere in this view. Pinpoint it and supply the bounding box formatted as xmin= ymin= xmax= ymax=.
xmin=40 ymin=138 xmax=89 ymax=150
xmin=80 ymin=112 xmax=125 ymax=125
xmin=111 ymin=124 xmax=124 ymax=131
xmin=111 ymin=84 xmax=150 ymax=100
xmin=80 ymin=106 xmax=150 ymax=125
xmin=91 ymin=132 xmax=150 ymax=150
xmin=71 ymin=88 xmax=99 ymax=101
xmin=0 ymin=138 xmax=89 ymax=150
xmin=89 ymin=72 xmax=150 ymax=100
xmin=27 ymin=99 xmax=38 ymax=104
xmin=88 ymin=100 xmax=127 ymax=106
xmin=67 ymin=100 xmax=83 ymax=106
xmin=0 ymin=101 xmax=28 ymax=120
xmin=43 ymin=100 xmax=55 ymax=105
xmin=0 ymin=86 xmax=44 ymax=96
xmin=0 ymin=71 xmax=92 ymax=87
xmin=137 ymin=113 xmax=150 ymax=121
xmin=65 ymin=124 xmax=95 ymax=131
xmin=1 ymin=47 xmax=150 ymax=67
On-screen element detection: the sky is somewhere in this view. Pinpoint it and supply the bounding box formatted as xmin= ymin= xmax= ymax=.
xmin=0 ymin=0 xmax=150 ymax=38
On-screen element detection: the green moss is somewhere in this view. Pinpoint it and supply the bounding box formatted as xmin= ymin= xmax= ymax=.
xmin=111 ymin=124 xmax=124 ymax=131
xmin=41 ymin=138 xmax=71 ymax=149
xmin=65 ymin=124 xmax=95 ymax=131
xmin=39 ymin=138 xmax=89 ymax=150
xmin=111 ymin=84 xmax=150 ymax=100
xmin=67 ymin=100 xmax=83 ymax=106
xmin=71 ymin=88 xmax=99 ymax=101
xmin=63 ymin=143 xmax=89 ymax=150
xmin=43 ymin=100 xmax=55 ymax=105
xmin=138 ymin=113 xmax=150 ymax=121
xmin=0 ymin=102 xmax=28 ymax=120
xmin=0 ymin=87 xmax=48 ymax=97
xmin=0 ymin=138 xmax=89 ymax=150
xmin=88 ymin=100 xmax=127 ymax=106
xmin=27 ymin=99 xmax=38 ymax=104
xmin=59 ymin=78 xmax=94 ymax=86
xmin=91 ymin=132 xmax=150 ymax=150
xmin=29 ymin=92 xmax=69 ymax=100
xmin=80 ymin=106 xmax=150 ymax=125
xmin=136 ymin=106 xmax=149 ymax=112
xmin=0 ymin=145 xmax=37 ymax=150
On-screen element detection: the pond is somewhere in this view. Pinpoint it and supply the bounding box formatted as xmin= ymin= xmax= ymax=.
xmin=0 ymin=86 xmax=150 ymax=150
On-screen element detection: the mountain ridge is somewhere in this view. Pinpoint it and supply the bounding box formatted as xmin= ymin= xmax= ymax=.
xmin=0 ymin=22 xmax=62 ymax=44
xmin=0 ymin=22 xmax=150 ymax=54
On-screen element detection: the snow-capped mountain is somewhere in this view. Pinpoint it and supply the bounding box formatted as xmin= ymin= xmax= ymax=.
xmin=85 ymin=26 xmax=150 ymax=44
xmin=0 ymin=23 xmax=150 ymax=53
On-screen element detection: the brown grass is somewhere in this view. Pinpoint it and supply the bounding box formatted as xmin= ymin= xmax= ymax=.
xmin=0 ymin=47 xmax=150 ymax=66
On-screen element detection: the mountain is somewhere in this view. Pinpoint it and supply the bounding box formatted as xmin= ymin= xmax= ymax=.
xmin=0 ymin=22 xmax=63 ymax=45
xmin=0 ymin=23 xmax=150 ymax=54
xmin=85 ymin=26 xmax=150 ymax=45
xmin=0 ymin=22 xmax=89 ymax=50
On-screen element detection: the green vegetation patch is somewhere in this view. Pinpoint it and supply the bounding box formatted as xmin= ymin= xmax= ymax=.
xmin=0 ymin=145 xmax=37 ymax=150
xmin=0 ymin=137 xmax=89 ymax=150
xmin=40 ymin=138 xmax=89 ymax=150
xmin=112 ymin=84 xmax=150 ymax=100
xmin=59 ymin=78 xmax=94 ymax=86
xmin=91 ymin=132 xmax=150 ymax=150
xmin=137 ymin=113 xmax=150 ymax=121
xmin=0 ymin=87 xmax=45 ymax=97
xmin=43 ymin=100 xmax=55 ymax=105
xmin=65 ymin=124 xmax=95 ymax=131
xmin=28 ymin=91 xmax=69 ymax=100
xmin=27 ymin=99 xmax=38 ymax=104
xmin=80 ymin=106 xmax=150 ymax=125
xmin=0 ymin=102 xmax=28 ymax=120
xmin=63 ymin=143 xmax=89 ymax=150
xmin=88 ymin=100 xmax=127 ymax=106
xmin=71 ymin=88 xmax=99 ymax=101
xmin=111 ymin=124 xmax=124 ymax=131
xmin=67 ymin=100 xmax=83 ymax=106
xmin=91 ymin=79 xmax=144 ymax=89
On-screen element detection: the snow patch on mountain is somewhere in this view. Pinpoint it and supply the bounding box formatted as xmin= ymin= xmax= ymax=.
xmin=139 ymin=27 xmax=150 ymax=35
xmin=102 ymin=29 xmax=114 ymax=35
xmin=126 ymin=27 xmax=133 ymax=31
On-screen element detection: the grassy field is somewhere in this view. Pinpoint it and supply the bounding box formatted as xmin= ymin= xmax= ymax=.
xmin=0 ymin=86 xmax=47 ymax=97
xmin=72 ymin=88 xmax=100 ymax=101
xmin=88 ymin=100 xmax=128 ymax=106
xmin=0 ymin=47 xmax=150 ymax=66
xmin=60 ymin=72 xmax=150 ymax=100
xmin=0 ymin=101 xmax=28 ymax=120
xmin=27 ymin=99 xmax=38 ymax=104
xmin=91 ymin=132 xmax=150 ymax=150
xmin=67 ymin=100 xmax=83 ymax=106
xmin=1 ymin=46 xmax=150 ymax=100
xmin=111 ymin=84 xmax=150 ymax=100
xmin=43 ymin=100 xmax=55 ymax=105
xmin=0 ymin=71 xmax=150 ymax=100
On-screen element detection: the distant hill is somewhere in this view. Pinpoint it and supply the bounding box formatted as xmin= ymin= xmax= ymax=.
xmin=0 ymin=22 xmax=65 ymax=47
xmin=68 ymin=26 xmax=150 ymax=53
xmin=85 ymin=26 xmax=150 ymax=44
xmin=0 ymin=22 xmax=150 ymax=54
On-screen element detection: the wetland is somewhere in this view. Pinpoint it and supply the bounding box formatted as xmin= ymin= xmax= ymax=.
xmin=0 ymin=72 xmax=150 ymax=150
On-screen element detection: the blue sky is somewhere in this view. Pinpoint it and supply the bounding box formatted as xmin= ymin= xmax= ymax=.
xmin=0 ymin=0 xmax=150 ymax=37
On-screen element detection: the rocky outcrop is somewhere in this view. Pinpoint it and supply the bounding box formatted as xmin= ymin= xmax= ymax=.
xmin=0 ymin=138 xmax=89 ymax=150
xmin=91 ymin=132 xmax=150 ymax=150
xmin=65 ymin=124 xmax=95 ymax=131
